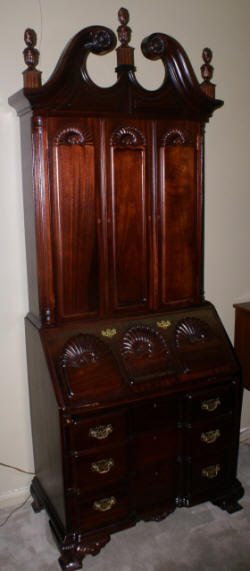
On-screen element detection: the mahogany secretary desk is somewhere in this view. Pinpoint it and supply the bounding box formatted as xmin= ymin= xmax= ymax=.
xmin=9 ymin=8 xmax=244 ymax=570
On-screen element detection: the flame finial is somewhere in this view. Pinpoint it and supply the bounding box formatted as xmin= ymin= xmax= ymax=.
xmin=116 ymin=7 xmax=135 ymax=72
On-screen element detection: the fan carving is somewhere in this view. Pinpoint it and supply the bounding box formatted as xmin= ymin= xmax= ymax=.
xmin=60 ymin=334 xmax=109 ymax=368
xmin=121 ymin=326 xmax=168 ymax=360
xmin=161 ymin=129 xmax=186 ymax=146
xmin=176 ymin=318 xmax=212 ymax=348
xmin=55 ymin=127 xmax=93 ymax=146
xmin=111 ymin=127 xmax=145 ymax=147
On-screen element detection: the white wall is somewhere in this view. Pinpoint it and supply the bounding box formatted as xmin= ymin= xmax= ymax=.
xmin=1 ymin=0 xmax=250 ymax=504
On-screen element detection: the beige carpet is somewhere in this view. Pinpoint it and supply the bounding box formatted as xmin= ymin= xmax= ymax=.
xmin=0 ymin=442 xmax=250 ymax=571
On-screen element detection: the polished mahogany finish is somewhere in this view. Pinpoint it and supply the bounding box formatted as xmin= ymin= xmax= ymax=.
xmin=9 ymin=8 xmax=243 ymax=570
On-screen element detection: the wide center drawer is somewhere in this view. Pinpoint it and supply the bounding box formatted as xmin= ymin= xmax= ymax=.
xmin=131 ymin=427 xmax=178 ymax=468
xmin=131 ymin=394 xmax=178 ymax=433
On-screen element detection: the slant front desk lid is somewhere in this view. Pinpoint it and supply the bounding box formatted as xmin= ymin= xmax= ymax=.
xmin=39 ymin=303 xmax=238 ymax=410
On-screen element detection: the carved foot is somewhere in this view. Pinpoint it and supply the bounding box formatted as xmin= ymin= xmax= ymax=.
xmin=58 ymin=533 xmax=111 ymax=570
xmin=211 ymin=479 xmax=244 ymax=514
xmin=30 ymin=477 xmax=45 ymax=513
xmin=58 ymin=554 xmax=82 ymax=571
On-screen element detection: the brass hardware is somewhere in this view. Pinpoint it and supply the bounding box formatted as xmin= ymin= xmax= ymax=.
xmin=201 ymin=464 xmax=221 ymax=479
xmin=65 ymin=418 xmax=71 ymax=425
xmin=156 ymin=320 xmax=172 ymax=329
xmin=201 ymin=397 xmax=221 ymax=412
xmin=101 ymin=328 xmax=117 ymax=338
xmin=93 ymin=496 xmax=116 ymax=512
xmin=91 ymin=458 xmax=114 ymax=474
xmin=201 ymin=429 xmax=221 ymax=445
xmin=89 ymin=424 xmax=113 ymax=440
xmin=82 ymin=402 xmax=100 ymax=408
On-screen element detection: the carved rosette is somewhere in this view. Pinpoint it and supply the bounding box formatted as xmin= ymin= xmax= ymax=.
xmin=55 ymin=127 xmax=93 ymax=146
xmin=176 ymin=318 xmax=212 ymax=348
xmin=161 ymin=129 xmax=187 ymax=146
xmin=89 ymin=30 xmax=114 ymax=53
xmin=59 ymin=334 xmax=109 ymax=368
xmin=121 ymin=325 xmax=168 ymax=360
xmin=143 ymin=35 xmax=165 ymax=58
xmin=111 ymin=126 xmax=145 ymax=147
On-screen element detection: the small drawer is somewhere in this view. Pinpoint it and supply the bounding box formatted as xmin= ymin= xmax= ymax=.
xmin=189 ymin=453 xmax=234 ymax=495
xmin=131 ymin=427 xmax=178 ymax=469
xmin=131 ymin=395 xmax=178 ymax=433
xmin=184 ymin=382 xmax=235 ymax=422
xmin=67 ymin=410 xmax=126 ymax=452
xmin=186 ymin=417 xmax=234 ymax=459
xmin=70 ymin=444 xmax=127 ymax=490
xmin=78 ymin=485 xmax=129 ymax=532
xmin=131 ymin=460 xmax=178 ymax=509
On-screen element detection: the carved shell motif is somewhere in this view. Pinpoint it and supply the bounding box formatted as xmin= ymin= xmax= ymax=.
xmin=176 ymin=318 xmax=212 ymax=348
xmin=55 ymin=127 xmax=93 ymax=146
xmin=60 ymin=334 xmax=109 ymax=368
xmin=121 ymin=326 xmax=168 ymax=360
xmin=161 ymin=129 xmax=186 ymax=146
xmin=111 ymin=127 xmax=145 ymax=147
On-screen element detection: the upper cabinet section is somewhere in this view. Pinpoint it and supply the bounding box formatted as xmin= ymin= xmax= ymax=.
xmin=9 ymin=8 xmax=223 ymax=327
xmin=9 ymin=8 xmax=223 ymax=122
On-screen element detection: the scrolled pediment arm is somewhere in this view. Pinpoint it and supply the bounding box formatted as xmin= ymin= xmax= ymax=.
xmin=141 ymin=32 xmax=223 ymax=113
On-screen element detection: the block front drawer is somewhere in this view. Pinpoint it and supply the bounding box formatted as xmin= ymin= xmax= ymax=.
xmin=66 ymin=409 xmax=126 ymax=451
xmin=78 ymin=485 xmax=129 ymax=532
xmin=70 ymin=444 xmax=128 ymax=491
xmin=184 ymin=381 xmax=235 ymax=422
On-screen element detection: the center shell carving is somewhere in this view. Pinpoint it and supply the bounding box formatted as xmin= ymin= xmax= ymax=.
xmin=121 ymin=325 xmax=168 ymax=360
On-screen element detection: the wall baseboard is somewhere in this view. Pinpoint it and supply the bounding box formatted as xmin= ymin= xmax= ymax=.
xmin=0 ymin=486 xmax=30 ymax=509
xmin=240 ymin=426 xmax=250 ymax=442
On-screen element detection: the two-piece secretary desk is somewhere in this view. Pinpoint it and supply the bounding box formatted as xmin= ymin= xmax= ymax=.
xmin=9 ymin=8 xmax=244 ymax=570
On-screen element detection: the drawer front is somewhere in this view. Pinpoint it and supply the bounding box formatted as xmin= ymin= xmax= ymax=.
xmin=71 ymin=444 xmax=127 ymax=490
xmin=131 ymin=460 xmax=178 ymax=508
xmin=68 ymin=410 xmax=126 ymax=451
xmin=189 ymin=453 xmax=234 ymax=495
xmin=186 ymin=417 xmax=234 ymax=458
xmin=185 ymin=382 xmax=235 ymax=422
xmin=78 ymin=485 xmax=129 ymax=532
xmin=131 ymin=427 xmax=178 ymax=469
xmin=131 ymin=394 xmax=178 ymax=433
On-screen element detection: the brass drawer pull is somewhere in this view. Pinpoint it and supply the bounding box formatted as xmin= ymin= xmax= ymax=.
xmin=93 ymin=496 xmax=116 ymax=512
xmin=156 ymin=320 xmax=171 ymax=329
xmin=89 ymin=424 xmax=113 ymax=440
xmin=91 ymin=458 xmax=114 ymax=474
xmin=200 ymin=429 xmax=221 ymax=445
xmin=201 ymin=397 xmax=221 ymax=412
xmin=201 ymin=464 xmax=221 ymax=479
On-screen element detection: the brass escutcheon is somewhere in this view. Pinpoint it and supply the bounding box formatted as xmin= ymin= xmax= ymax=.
xmin=89 ymin=424 xmax=113 ymax=440
xmin=201 ymin=429 xmax=221 ymax=445
xmin=91 ymin=458 xmax=114 ymax=474
xmin=156 ymin=320 xmax=172 ymax=329
xmin=93 ymin=496 xmax=116 ymax=512
xmin=101 ymin=328 xmax=117 ymax=338
xmin=201 ymin=464 xmax=221 ymax=479
xmin=201 ymin=397 xmax=221 ymax=412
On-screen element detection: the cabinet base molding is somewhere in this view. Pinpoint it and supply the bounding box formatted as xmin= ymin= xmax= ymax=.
xmin=30 ymin=474 xmax=244 ymax=570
